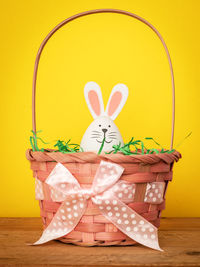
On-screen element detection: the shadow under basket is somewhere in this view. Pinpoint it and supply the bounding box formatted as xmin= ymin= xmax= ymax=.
xmin=26 ymin=149 xmax=181 ymax=246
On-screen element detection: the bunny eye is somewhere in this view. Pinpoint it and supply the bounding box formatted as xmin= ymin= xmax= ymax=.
xmin=108 ymin=125 xmax=111 ymax=127
xmin=99 ymin=125 xmax=101 ymax=127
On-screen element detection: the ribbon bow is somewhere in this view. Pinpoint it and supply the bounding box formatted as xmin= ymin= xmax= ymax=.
xmin=34 ymin=161 xmax=163 ymax=251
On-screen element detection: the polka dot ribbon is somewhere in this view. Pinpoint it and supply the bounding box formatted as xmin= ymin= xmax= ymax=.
xmin=34 ymin=161 xmax=163 ymax=251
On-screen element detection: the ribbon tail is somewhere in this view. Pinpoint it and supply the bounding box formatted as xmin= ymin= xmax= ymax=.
xmin=92 ymin=195 xmax=163 ymax=251
xmin=33 ymin=198 xmax=87 ymax=245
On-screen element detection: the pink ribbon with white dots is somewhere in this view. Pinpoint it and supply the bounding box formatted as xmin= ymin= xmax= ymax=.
xmin=34 ymin=161 xmax=163 ymax=251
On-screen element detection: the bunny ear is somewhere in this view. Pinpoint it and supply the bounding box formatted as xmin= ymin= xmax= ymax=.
xmin=84 ymin=82 xmax=104 ymax=119
xmin=105 ymin=84 xmax=129 ymax=120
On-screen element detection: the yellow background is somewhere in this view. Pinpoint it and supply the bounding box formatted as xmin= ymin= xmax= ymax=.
xmin=0 ymin=0 xmax=199 ymax=217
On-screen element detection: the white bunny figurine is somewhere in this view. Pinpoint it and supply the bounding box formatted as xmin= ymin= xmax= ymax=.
xmin=80 ymin=81 xmax=129 ymax=152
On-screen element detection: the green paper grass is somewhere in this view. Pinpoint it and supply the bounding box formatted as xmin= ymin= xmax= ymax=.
xmin=30 ymin=130 xmax=49 ymax=152
xmin=29 ymin=130 xmax=191 ymax=155
xmin=106 ymin=137 xmax=175 ymax=155
xmin=98 ymin=137 xmax=106 ymax=155
xmin=175 ymin=131 xmax=192 ymax=148
xmin=54 ymin=139 xmax=83 ymax=153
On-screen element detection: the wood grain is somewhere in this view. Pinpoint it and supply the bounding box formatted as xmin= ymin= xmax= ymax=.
xmin=0 ymin=217 xmax=200 ymax=266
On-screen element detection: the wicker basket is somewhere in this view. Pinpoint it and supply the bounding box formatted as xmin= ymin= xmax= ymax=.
xmin=27 ymin=9 xmax=181 ymax=247
xmin=26 ymin=150 xmax=181 ymax=246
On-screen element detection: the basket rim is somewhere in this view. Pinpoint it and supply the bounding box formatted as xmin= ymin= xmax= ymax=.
xmin=26 ymin=149 xmax=181 ymax=165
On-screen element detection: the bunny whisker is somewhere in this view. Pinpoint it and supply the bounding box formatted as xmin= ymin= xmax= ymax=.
xmin=92 ymin=131 xmax=101 ymax=133
xmin=109 ymin=131 xmax=117 ymax=134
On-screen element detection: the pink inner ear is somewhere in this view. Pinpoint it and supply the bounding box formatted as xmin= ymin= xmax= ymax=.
xmin=108 ymin=91 xmax=122 ymax=117
xmin=88 ymin=90 xmax=101 ymax=116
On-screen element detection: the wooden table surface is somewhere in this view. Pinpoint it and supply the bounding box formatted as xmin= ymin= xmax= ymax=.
xmin=0 ymin=217 xmax=200 ymax=266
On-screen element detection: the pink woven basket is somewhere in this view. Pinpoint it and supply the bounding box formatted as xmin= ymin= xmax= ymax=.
xmin=26 ymin=9 xmax=181 ymax=246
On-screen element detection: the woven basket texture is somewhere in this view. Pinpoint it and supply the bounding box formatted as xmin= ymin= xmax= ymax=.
xmin=26 ymin=149 xmax=181 ymax=246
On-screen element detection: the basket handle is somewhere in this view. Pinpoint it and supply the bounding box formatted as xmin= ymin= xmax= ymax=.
xmin=32 ymin=9 xmax=175 ymax=149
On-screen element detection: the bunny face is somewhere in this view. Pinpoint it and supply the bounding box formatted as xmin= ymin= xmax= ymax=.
xmin=80 ymin=81 xmax=129 ymax=153
xmin=80 ymin=116 xmax=124 ymax=152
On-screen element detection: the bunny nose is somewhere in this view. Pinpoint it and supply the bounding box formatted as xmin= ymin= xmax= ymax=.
xmin=102 ymin=128 xmax=108 ymax=133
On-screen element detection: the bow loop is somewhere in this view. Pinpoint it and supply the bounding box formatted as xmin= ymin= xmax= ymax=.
xmin=92 ymin=161 xmax=124 ymax=195
xmin=46 ymin=163 xmax=81 ymax=198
